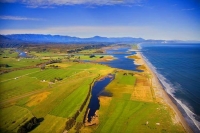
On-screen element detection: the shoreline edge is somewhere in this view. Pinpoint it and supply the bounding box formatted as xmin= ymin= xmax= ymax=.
xmin=134 ymin=51 xmax=193 ymax=133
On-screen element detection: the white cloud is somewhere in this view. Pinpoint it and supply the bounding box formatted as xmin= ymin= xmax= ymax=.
xmin=1 ymin=0 xmax=142 ymax=7
xmin=0 ymin=16 xmax=44 ymax=21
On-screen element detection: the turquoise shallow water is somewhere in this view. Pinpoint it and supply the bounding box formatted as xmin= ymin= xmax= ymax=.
xmin=140 ymin=43 xmax=200 ymax=132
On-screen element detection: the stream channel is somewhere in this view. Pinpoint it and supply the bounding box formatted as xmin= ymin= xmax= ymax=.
xmin=87 ymin=75 xmax=114 ymax=122
xmin=86 ymin=47 xmax=139 ymax=122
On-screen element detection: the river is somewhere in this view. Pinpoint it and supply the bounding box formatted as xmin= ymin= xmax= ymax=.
xmin=86 ymin=47 xmax=139 ymax=122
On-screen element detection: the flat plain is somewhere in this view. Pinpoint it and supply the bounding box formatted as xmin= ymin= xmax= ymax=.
xmin=0 ymin=46 xmax=186 ymax=133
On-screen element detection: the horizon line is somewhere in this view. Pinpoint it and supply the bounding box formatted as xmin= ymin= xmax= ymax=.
xmin=1 ymin=34 xmax=200 ymax=42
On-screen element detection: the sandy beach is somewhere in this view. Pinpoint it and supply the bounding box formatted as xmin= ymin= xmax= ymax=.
xmin=134 ymin=52 xmax=193 ymax=133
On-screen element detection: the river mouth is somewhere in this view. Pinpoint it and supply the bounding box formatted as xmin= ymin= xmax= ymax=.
xmin=86 ymin=74 xmax=114 ymax=123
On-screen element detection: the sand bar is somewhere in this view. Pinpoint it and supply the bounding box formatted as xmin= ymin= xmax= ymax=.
xmin=135 ymin=51 xmax=193 ymax=133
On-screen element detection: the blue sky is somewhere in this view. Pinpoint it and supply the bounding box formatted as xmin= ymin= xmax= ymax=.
xmin=0 ymin=0 xmax=200 ymax=40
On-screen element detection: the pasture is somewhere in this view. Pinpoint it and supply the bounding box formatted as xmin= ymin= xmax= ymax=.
xmin=0 ymin=106 xmax=33 ymax=133
xmin=77 ymin=49 xmax=99 ymax=54
xmin=0 ymin=68 xmax=39 ymax=81
xmin=78 ymin=55 xmax=113 ymax=61
xmin=80 ymin=71 xmax=185 ymax=133
xmin=0 ymin=59 xmax=114 ymax=133
xmin=96 ymin=97 xmax=184 ymax=133
xmin=0 ymin=58 xmax=44 ymax=69
xmin=0 ymin=49 xmax=18 ymax=58
xmin=0 ymin=47 xmax=185 ymax=133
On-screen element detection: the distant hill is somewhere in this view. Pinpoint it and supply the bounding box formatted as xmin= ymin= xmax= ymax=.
xmin=82 ymin=36 xmax=144 ymax=43
xmin=4 ymin=34 xmax=79 ymax=43
xmin=0 ymin=34 xmax=147 ymax=47
xmin=1 ymin=34 xmax=198 ymax=48
xmin=0 ymin=35 xmax=25 ymax=48
xmin=2 ymin=34 xmax=145 ymax=43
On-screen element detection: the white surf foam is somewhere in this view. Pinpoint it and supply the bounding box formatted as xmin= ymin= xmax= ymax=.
xmin=139 ymin=44 xmax=200 ymax=131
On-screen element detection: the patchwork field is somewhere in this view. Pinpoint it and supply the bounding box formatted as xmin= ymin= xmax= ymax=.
xmin=0 ymin=48 xmax=186 ymax=133
xmin=0 ymin=57 xmax=114 ymax=133
xmin=97 ymin=97 xmax=184 ymax=133
xmin=0 ymin=49 xmax=45 ymax=69
xmin=80 ymin=71 xmax=185 ymax=133
xmin=78 ymin=55 xmax=114 ymax=61
xmin=0 ymin=106 xmax=34 ymax=133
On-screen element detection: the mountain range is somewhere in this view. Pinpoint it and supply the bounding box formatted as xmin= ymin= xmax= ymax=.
xmin=0 ymin=34 xmax=199 ymax=48
xmin=1 ymin=34 xmax=144 ymax=43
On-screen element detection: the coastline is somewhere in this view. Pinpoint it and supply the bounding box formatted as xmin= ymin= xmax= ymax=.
xmin=134 ymin=52 xmax=193 ymax=133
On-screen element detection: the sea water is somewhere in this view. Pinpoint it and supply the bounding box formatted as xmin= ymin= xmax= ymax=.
xmin=140 ymin=43 xmax=200 ymax=132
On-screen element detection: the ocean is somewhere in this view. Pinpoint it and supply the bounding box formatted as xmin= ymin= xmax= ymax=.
xmin=140 ymin=43 xmax=200 ymax=132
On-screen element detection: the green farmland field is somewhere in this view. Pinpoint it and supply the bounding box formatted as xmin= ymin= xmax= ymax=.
xmin=96 ymin=98 xmax=184 ymax=133
xmin=0 ymin=49 xmax=18 ymax=58
xmin=0 ymin=76 xmax=48 ymax=101
xmin=0 ymin=55 xmax=114 ymax=133
xmin=0 ymin=58 xmax=44 ymax=69
xmin=31 ymin=114 xmax=67 ymax=133
xmin=0 ymin=106 xmax=33 ymax=133
xmin=0 ymin=68 xmax=39 ymax=81
xmin=80 ymin=71 xmax=185 ymax=133
xmin=28 ymin=68 xmax=82 ymax=81
xmin=0 ymin=47 xmax=186 ymax=133
xmin=50 ymin=78 xmax=93 ymax=117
